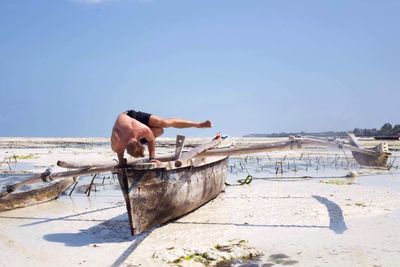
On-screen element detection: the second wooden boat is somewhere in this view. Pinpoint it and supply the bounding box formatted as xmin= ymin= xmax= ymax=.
xmin=0 ymin=177 xmax=75 ymax=212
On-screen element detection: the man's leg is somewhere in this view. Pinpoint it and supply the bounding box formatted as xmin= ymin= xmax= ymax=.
xmin=148 ymin=115 xmax=211 ymax=129
xmin=151 ymin=127 xmax=164 ymax=138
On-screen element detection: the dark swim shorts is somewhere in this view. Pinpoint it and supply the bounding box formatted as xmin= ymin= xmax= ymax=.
xmin=126 ymin=110 xmax=152 ymax=126
xmin=126 ymin=110 xmax=152 ymax=145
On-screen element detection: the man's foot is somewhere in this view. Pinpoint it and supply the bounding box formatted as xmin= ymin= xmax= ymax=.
xmin=199 ymin=120 xmax=212 ymax=128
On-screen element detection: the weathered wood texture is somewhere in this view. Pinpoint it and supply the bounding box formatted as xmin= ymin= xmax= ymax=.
xmin=0 ymin=177 xmax=75 ymax=212
xmin=114 ymin=156 xmax=228 ymax=235
xmin=199 ymin=140 xmax=296 ymax=157
xmin=174 ymin=135 xmax=185 ymax=159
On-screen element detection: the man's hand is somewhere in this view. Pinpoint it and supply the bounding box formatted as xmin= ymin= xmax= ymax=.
xmin=150 ymin=158 xmax=161 ymax=166
xmin=117 ymin=152 xmax=127 ymax=167
xmin=117 ymin=158 xmax=128 ymax=167
xmin=199 ymin=120 xmax=212 ymax=128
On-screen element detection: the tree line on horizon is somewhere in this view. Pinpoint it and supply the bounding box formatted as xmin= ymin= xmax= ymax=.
xmin=244 ymin=123 xmax=400 ymax=138
xmin=353 ymin=123 xmax=400 ymax=137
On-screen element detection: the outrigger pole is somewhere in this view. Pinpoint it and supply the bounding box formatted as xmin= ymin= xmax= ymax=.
xmin=200 ymin=135 xmax=391 ymax=168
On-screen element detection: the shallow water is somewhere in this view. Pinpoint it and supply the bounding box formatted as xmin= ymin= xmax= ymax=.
xmin=1 ymin=161 xmax=36 ymax=172
xmin=0 ymin=173 xmax=33 ymax=187
xmin=227 ymin=156 xmax=362 ymax=184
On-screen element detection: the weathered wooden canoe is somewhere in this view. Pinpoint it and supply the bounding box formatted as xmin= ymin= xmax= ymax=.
xmin=0 ymin=177 xmax=75 ymax=212
xmin=350 ymin=143 xmax=391 ymax=167
xmin=348 ymin=134 xmax=391 ymax=167
xmin=113 ymin=156 xmax=228 ymax=235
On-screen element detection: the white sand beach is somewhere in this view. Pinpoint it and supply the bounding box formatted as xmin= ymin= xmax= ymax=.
xmin=0 ymin=137 xmax=399 ymax=267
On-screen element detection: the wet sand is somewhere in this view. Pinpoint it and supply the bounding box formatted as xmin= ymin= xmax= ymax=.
xmin=0 ymin=137 xmax=399 ymax=266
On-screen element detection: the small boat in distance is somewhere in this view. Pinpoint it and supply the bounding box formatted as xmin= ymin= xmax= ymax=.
xmin=373 ymin=136 xmax=399 ymax=140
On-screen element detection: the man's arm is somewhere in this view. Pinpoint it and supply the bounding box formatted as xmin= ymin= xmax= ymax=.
xmin=117 ymin=150 xmax=125 ymax=165
xmin=147 ymin=139 xmax=156 ymax=160
xmin=147 ymin=139 xmax=161 ymax=165
xmin=111 ymin=126 xmax=126 ymax=165
xmin=141 ymin=127 xmax=156 ymax=160
xmin=111 ymin=139 xmax=126 ymax=165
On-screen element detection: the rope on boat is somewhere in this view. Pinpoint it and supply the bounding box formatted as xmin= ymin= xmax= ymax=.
xmin=225 ymin=174 xmax=253 ymax=186
xmin=225 ymin=156 xmax=253 ymax=186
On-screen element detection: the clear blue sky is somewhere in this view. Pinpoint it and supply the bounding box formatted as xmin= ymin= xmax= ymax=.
xmin=0 ymin=0 xmax=399 ymax=137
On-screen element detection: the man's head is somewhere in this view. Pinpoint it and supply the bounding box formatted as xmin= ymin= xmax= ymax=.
xmin=126 ymin=139 xmax=145 ymax=158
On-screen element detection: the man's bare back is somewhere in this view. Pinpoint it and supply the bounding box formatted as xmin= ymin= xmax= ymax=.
xmin=111 ymin=114 xmax=150 ymax=156
xmin=111 ymin=110 xmax=211 ymax=164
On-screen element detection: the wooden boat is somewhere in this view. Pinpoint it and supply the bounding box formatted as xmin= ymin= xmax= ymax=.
xmin=0 ymin=177 xmax=75 ymax=212
xmin=113 ymin=156 xmax=228 ymax=235
xmin=348 ymin=134 xmax=391 ymax=167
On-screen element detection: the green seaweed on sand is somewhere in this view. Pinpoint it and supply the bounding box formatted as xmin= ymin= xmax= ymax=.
xmin=320 ymin=180 xmax=354 ymax=185
xmin=354 ymin=202 xmax=367 ymax=208
xmin=11 ymin=154 xmax=38 ymax=160
xmin=346 ymin=202 xmax=367 ymax=208
xmin=154 ymin=239 xmax=262 ymax=266
xmin=215 ymin=239 xmax=248 ymax=252
xmin=169 ymin=252 xmax=212 ymax=265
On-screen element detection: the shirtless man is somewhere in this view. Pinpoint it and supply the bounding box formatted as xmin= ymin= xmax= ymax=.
xmin=111 ymin=110 xmax=211 ymax=164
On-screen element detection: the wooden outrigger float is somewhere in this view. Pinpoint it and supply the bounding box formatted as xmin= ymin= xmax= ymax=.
xmin=0 ymin=134 xmax=392 ymax=230
xmin=0 ymin=177 xmax=76 ymax=212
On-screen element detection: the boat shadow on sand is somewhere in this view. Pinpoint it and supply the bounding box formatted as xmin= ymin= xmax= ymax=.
xmin=173 ymin=195 xmax=347 ymax=234
xmin=312 ymin=195 xmax=348 ymax=234
xmin=43 ymin=212 xmax=152 ymax=267
xmin=41 ymin=194 xmax=346 ymax=250
xmin=43 ymin=213 xmax=136 ymax=247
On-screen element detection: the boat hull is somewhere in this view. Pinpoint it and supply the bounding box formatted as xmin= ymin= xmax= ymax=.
xmin=351 ymin=143 xmax=391 ymax=167
xmin=115 ymin=157 xmax=228 ymax=235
